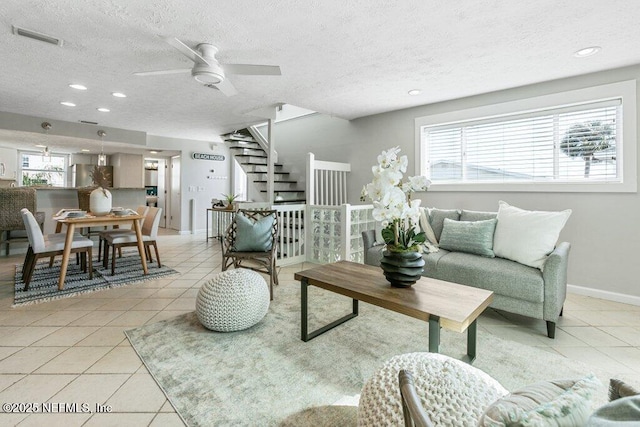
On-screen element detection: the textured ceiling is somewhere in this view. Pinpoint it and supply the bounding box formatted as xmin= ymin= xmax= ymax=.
xmin=1 ymin=0 xmax=639 ymax=152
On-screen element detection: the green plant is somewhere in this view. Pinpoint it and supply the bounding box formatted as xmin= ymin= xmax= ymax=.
xmin=22 ymin=173 xmax=48 ymax=186
xmin=221 ymin=193 xmax=240 ymax=204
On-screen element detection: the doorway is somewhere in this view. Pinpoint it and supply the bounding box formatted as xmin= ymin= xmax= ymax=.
xmin=170 ymin=155 xmax=181 ymax=231
xmin=144 ymin=158 xmax=168 ymax=228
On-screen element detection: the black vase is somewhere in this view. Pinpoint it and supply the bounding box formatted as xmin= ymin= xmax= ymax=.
xmin=380 ymin=250 xmax=425 ymax=287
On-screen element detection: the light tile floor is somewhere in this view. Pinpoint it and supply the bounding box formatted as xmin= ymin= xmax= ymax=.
xmin=0 ymin=230 xmax=639 ymax=426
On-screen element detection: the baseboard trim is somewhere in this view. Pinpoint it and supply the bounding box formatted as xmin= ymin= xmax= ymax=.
xmin=567 ymin=284 xmax=640 ymax=307
xmin=177 ymin=229 xmax=209 ymax=236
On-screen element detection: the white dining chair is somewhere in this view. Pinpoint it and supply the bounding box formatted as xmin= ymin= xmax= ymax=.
xmin=20 ymin=209 xmax=94 ymax=291
xmin=102 ymin=207 xmax=162 ymax=275
xmin=97 ymin=205 xmax=149 ymax=261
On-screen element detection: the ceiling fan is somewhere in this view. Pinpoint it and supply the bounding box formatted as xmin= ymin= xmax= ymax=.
xmin=134 ymin=37 xmax=282 ymax=96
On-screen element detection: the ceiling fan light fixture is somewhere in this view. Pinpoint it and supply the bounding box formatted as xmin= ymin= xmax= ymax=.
xmin=192 ymin=63 xmax=224 ymax=84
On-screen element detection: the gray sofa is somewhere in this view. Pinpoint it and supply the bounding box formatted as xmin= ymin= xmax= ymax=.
xmin=362 ymin=209 xmax=570 ymax=338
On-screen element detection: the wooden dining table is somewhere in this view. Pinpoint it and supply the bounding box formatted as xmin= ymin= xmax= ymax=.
xmin=54 ymin=213 xmax=147 ymax=290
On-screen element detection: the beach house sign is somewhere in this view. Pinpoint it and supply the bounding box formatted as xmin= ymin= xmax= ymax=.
xmin=192 ymin=152 xmax=225 ymax=161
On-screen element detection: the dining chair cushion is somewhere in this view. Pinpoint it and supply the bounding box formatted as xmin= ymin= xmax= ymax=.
xmin=104 ymin=231 xmax=153 ymax=244
xmin=233 ymin=212 xmax=275 ymax=252
xmin=41 ymin=238 xmax=94 ymax=251
xmin=45 ymin=232 xmax=85 ymax=241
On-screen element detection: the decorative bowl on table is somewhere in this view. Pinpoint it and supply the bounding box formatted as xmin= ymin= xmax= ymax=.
xmin=111 ymin=207 xmax=126 ymax=216
xmin=66 ymin=211 xmax=87 ymax=218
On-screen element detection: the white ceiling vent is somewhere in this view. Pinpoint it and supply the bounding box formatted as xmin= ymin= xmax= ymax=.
xmin=12 ymin=25 xmax=63 ymax=46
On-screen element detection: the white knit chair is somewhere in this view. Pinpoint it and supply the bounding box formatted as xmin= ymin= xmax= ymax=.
xmin=196 ymin=269 xmax=270 ymax=332
xmin=358 ymin=353 xmax=508 ymax=427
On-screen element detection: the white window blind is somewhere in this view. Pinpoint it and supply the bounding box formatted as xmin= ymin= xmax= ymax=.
xmin=422 ymin=99 xmax=620 ymax=184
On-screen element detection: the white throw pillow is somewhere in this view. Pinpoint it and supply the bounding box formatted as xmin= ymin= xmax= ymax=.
xmin=493 ymin=201 xmax=571 ymax=270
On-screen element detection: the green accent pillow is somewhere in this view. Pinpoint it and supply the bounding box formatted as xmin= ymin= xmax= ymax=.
xmin=460 ymin=209 xmax=497 ymax=222
xmin=233 ymin=213 xmax=274 ymax=252
xmin=428 ymin=208 xmax=461 ymax=241
xmin=438 ymin=218 xmax=497 ymax=257
xmin=478 ymin=374 xmax=601 ymax=427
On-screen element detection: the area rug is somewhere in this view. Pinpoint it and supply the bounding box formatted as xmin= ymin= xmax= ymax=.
xmin=13 ymin=250 xmax=179 ymax=306
xmin=125 ymin=283 xmax=616 ymax=427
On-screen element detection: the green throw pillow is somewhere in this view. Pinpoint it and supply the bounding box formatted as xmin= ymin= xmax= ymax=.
xmin=428 ymin=208 xmax=461 ymax=241
xmin=478 ymin=374 xmax=601 ymax=427
xmin=438 ymin=218 xmax=497 ymax=257
xmin=233 ymin=213 xmax=275 ymax=252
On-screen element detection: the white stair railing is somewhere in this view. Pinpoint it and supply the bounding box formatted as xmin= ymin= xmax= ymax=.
xmin=306 ymin=153 xmax=350 ymax=206
xmin=274 ymin=203 xmax=306 ymax=266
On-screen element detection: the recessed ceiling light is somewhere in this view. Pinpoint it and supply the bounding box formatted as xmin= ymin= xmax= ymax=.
xmin=60 ymin=101 xmax=76 ymax=107
xmin=35 ymin=144 xmax=47 ymax=148
xmin=149 ymin=151 xmax=158 ymax=154
xmin=574 ymin=46 xmax=601 ymax=58
xmin=112 ymin=92 xmax=127 ymax=98
xmin=69 ymin=84 xmax=87 ymax=90
xmin=408 ymin=89 xmax=422 ymax=96
xmin=97 ymin=107 xmax=110 ymax=112
xmin=81 ymin=149 xmax=90 ymax=152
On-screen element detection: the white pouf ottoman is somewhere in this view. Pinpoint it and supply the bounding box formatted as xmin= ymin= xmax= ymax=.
xmin=358 ymin=352 xmax=508 ymax=426
xmin=196 ymin=268 xmax=270 ymax=332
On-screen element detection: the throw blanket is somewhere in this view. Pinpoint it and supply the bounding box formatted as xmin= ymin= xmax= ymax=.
xmin=419 ymin=207 xmax=439 ymax=253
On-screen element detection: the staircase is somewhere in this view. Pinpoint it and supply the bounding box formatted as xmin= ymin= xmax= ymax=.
xmin=223 ymin=129 xmax=306 ymax=205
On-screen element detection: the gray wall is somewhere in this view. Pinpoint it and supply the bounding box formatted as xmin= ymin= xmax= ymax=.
xmin=271 ymin=64 xmax=640 ymax=302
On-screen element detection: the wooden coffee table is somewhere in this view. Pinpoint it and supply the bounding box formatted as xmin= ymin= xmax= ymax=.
xmin=294 ymin=261 xmax=494 ymax=363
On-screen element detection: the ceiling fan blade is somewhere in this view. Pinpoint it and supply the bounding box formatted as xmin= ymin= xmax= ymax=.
xmin=164 ymin=37 xmax=210 ymax=65
xmin=133 ymin=68 xmax=191 ymax=76
xmin=224 ymin=64 xmax=281 ymax=76
xmin=216 ymin=79 xmax=238 ymax=97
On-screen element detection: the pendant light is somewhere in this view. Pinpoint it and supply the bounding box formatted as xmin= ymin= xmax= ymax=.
xmin=97 ymin=130 xmax=107 ymax=166
xmin=41 ymin=122 xmax=52 ymax=161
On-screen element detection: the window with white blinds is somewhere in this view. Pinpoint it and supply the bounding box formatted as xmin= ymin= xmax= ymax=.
xmin=421 ymin=100 xmax=620 ymax=184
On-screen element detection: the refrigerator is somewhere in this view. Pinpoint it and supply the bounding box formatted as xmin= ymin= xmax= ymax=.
xmin=72 ymin=164 xmax=113 ymax=187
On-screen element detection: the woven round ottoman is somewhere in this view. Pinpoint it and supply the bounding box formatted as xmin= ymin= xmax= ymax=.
xmin=358 ymin=352 xmax=508 ymax=426
xmin=196 ymin=268 xmax=270 ymax=332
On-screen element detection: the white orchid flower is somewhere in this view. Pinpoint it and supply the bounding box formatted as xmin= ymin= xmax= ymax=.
xmin=408 ymin=175 xmax=431 ymax=192
xmin=363 ymin=147 xmax=431 ymax=250
xmin=397 ymin=155 xmax=408 ymax=173
xmin=377 ymin=146 xmax=400 ymax=168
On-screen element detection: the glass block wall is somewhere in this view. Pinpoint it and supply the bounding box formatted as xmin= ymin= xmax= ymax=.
xmin=307 ymin=204 xmax=374 ymax=264
xmin=348 ymin=205 xmax=376 ymax=263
